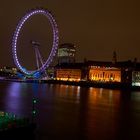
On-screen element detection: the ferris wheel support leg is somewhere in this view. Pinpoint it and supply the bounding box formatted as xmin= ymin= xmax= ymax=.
xmin=36 ymin=48 xmax=44 ymax=67
xmin=35 ymin=48 xmax=48 ymax=78
xmin=37 ymin=49 xmax=48 ymax=78
xmin=35 ymin=48 xmax=40 ymax=70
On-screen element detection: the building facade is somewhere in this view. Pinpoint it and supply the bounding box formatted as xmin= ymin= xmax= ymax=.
xmin=86 ymin=61 xmax=133 ymax=85
xmin=57 ymin=43 xmax=76 ymax=64
xmin=55 ymin=63 xmax=84 ymax=81
xmin=54 ymin=60 xmax=140 ymax=87
xmin=89 ymin=66 xmax=121 ymax=82
xmin=56 ymin=69 xmax=81 ymax=81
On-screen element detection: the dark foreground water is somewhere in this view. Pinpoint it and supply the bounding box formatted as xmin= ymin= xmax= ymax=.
xmin=0 ymin=81 xmax=140 ymax=140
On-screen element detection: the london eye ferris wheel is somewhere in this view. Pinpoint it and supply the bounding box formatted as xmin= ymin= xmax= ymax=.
xmin=12 ymin=8 xmax=59 ymax=78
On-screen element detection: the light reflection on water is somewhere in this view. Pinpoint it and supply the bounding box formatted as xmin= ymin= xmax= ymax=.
xmin=3 ymin=82 xmax=34 ymax=117
xmin=5 ymin=82 xmax=22 ymax=115
xmin=0 ymin=81 xmax=140 ymax=140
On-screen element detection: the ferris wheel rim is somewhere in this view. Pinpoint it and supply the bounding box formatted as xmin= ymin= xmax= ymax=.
xmin=12 ymin=8 xmax=59 ymax=76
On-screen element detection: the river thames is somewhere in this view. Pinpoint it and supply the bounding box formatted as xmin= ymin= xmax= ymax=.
xmin=0 ymin=81 xmax=140 ymax=140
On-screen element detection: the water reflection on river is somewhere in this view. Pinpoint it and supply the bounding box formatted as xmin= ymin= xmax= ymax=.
xmin=0 ymin=81 xmax=140 ymax=140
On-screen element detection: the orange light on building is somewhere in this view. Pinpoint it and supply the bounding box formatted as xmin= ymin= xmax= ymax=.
xmin=89 ymin=67 xmax=121 ymax=82
xmin=56 ymin=69 xmax=81 ymax=81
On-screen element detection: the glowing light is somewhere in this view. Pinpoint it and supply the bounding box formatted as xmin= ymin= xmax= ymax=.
xmin=132 ymin=82 xmax=140 ymax=86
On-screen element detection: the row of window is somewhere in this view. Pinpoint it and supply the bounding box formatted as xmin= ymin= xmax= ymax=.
xmin=89 ymin=70 xmax=121 ymax=82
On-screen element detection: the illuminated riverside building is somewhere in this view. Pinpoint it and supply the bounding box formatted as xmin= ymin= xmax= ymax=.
xmin=56 ymin=69 xmax=81 ymax=81
xmin=86 ymin=61 xmax=133 ymax=84
xmin=2 ymin=67 xmax=17 ymax=74
xmin=56 ymin=43 xmax=80 ymax=81
xmin=132 ymin=61 xmax=140 ymax=86
xmin=132 ymin=71 xmax=140 ymax=86
xmin=89 ymin=66 xmax=121 ymax=82
xmin=54 ymin=58 xmax=140 ymax=87
xmin=55 ymin=63 xmax=84 ymax=81
xmin=0 ymin=66 xmax=17 ymax=77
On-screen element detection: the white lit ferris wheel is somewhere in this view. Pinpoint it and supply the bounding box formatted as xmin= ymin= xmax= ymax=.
xmin=12 ymin=8 xmax=59 ymax=78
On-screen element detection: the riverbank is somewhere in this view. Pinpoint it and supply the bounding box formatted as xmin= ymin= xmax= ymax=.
xmin=43 ymin=80 xmax=140 ymax=91
xmin=1 ymin=78 xmax=140 ymax=91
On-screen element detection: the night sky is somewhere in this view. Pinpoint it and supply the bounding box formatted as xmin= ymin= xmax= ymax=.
xmin=0 ymin=0 xmax=140 ymax=69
